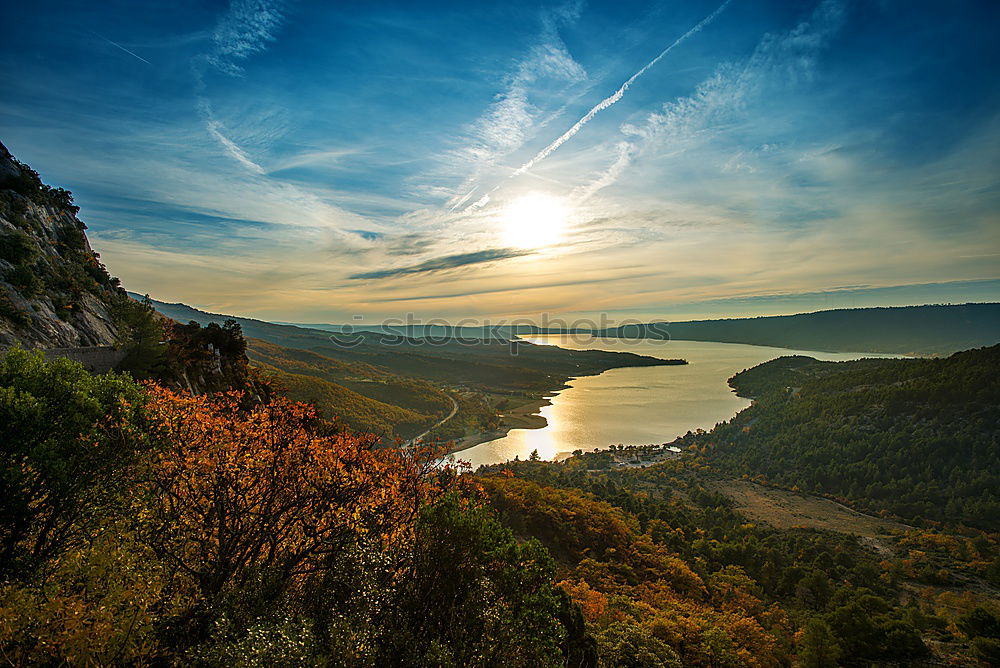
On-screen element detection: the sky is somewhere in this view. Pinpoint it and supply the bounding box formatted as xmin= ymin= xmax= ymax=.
xmin=1 ymin=0 xmax=998 ymax=325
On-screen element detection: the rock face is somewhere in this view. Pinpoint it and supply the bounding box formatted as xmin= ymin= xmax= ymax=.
xmin=159 ymin=319 xmax=255 ymax=396
xmin=0 ymin=141 xmax=123 ymax=348
xmin=0 ymin=141 xmax=260 ymax=394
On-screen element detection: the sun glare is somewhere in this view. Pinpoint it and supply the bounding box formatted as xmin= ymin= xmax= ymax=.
xmin=500 ymin=192 xmax=568 ymax=249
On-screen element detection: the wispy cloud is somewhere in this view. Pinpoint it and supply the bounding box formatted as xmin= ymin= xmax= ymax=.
xmin=576 ymin=0 xmax=846 ymax=201
xmin=504 ymin=0 xmax=735 ymax=183
xmin=199 ymin=102 xmax=266 ymax=174
xmin=192 ymin=3 xmax=289 ymax=176
xmin=439 ymin=5 xmax=587 ymax=209
xmin=350 ymin=248 xmax=532 ymax=279
xmin=5 ymin=0 xmax=996 ymax=322
xmin=206 ymin=0 xmax=288 ymax=76
xmin=267 ymin=147 xmax=363 ymax=174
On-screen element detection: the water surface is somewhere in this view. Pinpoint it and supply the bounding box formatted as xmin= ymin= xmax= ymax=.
xmin=453 ymin=337 xmax=896 ymax=467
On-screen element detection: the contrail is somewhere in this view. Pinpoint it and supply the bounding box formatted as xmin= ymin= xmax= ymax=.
xmin=95 ymin=33 xmax=152 ymax=65
xmin=510 ymin=0 xmax=733 ymax=179
xmin=448 ymin=186 xmax=479 ymax=212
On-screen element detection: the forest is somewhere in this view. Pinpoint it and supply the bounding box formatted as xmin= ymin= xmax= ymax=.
xmin=2 ymin=154 xmax=997 ymax=664
xmin=0 ymin=347 xmax=585 ymax=665
xmin=476 ymin=450 xmax=1000 ymax=666
xmin=701 ymin=346 xmax=1000 ymax=530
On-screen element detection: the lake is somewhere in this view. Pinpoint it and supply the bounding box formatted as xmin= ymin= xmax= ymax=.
xmin=451 ymin=337 xmax=897 ymax=468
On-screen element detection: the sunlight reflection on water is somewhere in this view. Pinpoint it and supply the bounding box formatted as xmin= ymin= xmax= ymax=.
xmin=451 ymin=337 xmax=898 ymax=468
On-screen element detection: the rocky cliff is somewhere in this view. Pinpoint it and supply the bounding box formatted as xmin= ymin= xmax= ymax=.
xmin=0 ymin=141 xmax=123 ymax=348
xmin=0 ymin=141 xmax=263 ymax=397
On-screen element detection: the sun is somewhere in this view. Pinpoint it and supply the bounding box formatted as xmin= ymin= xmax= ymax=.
xmin=500 ymin=192 xmax=568 ymax=249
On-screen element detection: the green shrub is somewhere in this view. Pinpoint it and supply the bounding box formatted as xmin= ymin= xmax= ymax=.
xmin=4 ymin=263 xmax=44 ymax=298
xmin=110 ymin=294 xmax=166 ymax=378
xmin=0 ymin=348 xmax=149 ymax=579
xmin=0 ymin=291 xmax=29 ymax=326
xmin=0 ymin=160 xmax=78 ymax=213
xmin=0 ymin=229 xmax=37 ymax=264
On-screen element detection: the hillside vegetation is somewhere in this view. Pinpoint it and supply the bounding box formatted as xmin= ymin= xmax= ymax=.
xmin=0 ymin=348 xmax=603 ymax=665
xmin=695 ymin=345 xmax=1000 ymax=530
xmin=248 ymin=339 xmax=448 ymax=438
xmin=476 ymin=459 xmax=938 ymax=665
xmin=12 ymin=346 xmax=999 ymax=666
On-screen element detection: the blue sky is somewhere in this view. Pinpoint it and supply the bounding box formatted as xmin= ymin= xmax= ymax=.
xmin=1 ymin=0 xmax=997 ymax=324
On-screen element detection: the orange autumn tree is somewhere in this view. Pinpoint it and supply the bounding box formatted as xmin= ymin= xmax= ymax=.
xmin=3 ymin=354 xmax=574 ymax=664
xmin=140 ymin=385 xmax=444 ymax=603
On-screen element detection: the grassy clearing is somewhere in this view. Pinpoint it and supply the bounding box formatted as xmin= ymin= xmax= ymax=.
xmin=709 ymin=479 xmax=906 ymax=539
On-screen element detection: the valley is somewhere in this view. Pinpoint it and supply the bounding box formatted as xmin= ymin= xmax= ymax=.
xmin=2 ymin=133 xmax=999 ymax=665
xmin=134 ymin=293 xmax=687 ymax=442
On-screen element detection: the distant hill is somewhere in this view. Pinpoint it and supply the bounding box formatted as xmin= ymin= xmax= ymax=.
xmin=247 ymin=338 xmax=454 ymax=439
xmin=602 ymin=303 xmax=1000 ymax=355
xmin=134 ymin=294 xmax=684 ymax=441
xmin=131 ymin=293 xmax=682 ymax=392
xmin=281 ymin=303 xmax=1000 ymax=356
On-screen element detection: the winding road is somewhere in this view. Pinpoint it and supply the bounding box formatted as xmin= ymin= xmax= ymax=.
xmin=407 ymin=394 xmax=459 ymax=446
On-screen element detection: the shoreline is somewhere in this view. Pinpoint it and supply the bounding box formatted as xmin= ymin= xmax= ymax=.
xmin=444 ymin=352 xmax=687 ymax=455
xmin=449 ymin=392 xmax=556 ymax=454
xmin=447 ymin=357 xmax=686 ymax=455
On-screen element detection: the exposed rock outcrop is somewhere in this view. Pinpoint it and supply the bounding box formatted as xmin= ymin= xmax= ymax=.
xmin=160 ymin=319 xmax=256 ymax=395
xmin=0 ymin=141 xmax=123 ymax=348
xmin=0 ymin=141 xmax=263 ymax=397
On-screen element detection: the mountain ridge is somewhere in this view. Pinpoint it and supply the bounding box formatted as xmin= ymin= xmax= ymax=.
xmin=159 ymin=296 xmax=1000 ymax=356
xmin=602 ymin=303 xmax=1000 ymax=355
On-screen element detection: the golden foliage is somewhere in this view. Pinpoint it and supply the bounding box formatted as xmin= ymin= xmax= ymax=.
xmin=481 ymin=476 xmax=786 ymax=667
xmin=141 ymin=384 xmax=442 ymax=597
